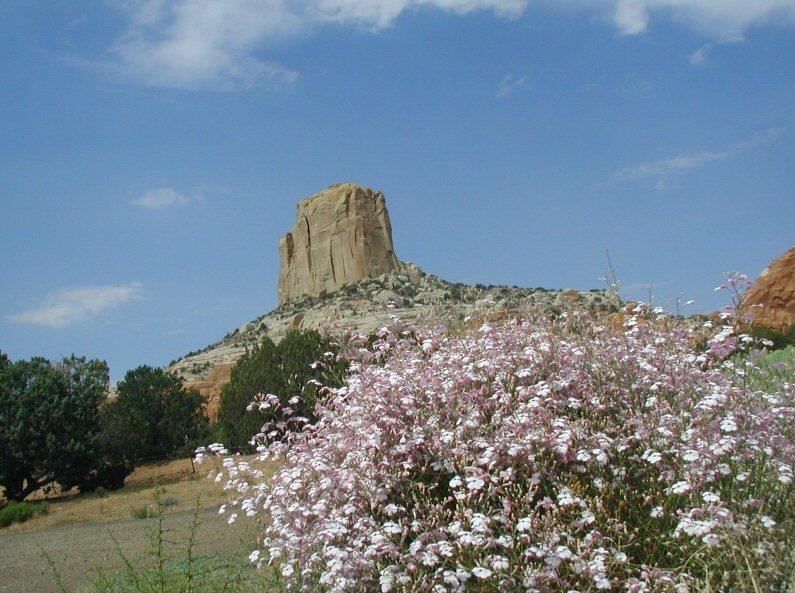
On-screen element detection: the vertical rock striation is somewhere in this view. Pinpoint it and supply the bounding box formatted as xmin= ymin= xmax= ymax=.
xmin=278 ymin=183 xmax=402 ymax=304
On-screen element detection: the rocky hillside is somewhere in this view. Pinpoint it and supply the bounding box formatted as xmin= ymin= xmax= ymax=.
xmin=168 ymin=183 xmax=615 ymax=419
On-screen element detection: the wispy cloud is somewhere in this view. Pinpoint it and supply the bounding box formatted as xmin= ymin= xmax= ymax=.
xmin=7 ymin=283 xmax=143 ymax=328
xmin=108 ymin=0 xmax=304 ymax=90
xmin=689 ymin=35 xmax=743 ymax=65
xmin=615 ymin=128 xmax=785 ymax=181
xmin=87 ymin=1 xmax=795 ymax=90
xmin=103 ymin=0 xmax=527 ymax=90
xmin=654 ymin=179 xmax=671 ymax=192
xmin=613 ymin=0 xmax=650 ymax=35
xmin=619 ymin=79 xmax=653 ymax=98
xmin=689 ymin=44 xmax=711 ymax=65
xmin=132 ymin=187 xmax=190 ymax=210
xmin=605 ymin=0 xmax=795 ymax=37
xmin=496 ymin=73 xmax=528 ymax=98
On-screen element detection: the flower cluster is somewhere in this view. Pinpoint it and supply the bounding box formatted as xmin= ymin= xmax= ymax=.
xmin=206 ymin=306 xmax=794 ymax=592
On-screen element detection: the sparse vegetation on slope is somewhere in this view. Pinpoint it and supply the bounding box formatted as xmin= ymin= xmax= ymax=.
xmin=168 ymin=262 xmax=616 ymax=383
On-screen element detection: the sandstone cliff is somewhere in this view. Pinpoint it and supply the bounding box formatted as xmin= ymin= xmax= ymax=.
xmin=745 ymin=246 xmax=795 ymax=333
xmin=183 ymin=362 xmax=234 ymax=421
xmin=278 ymin=183 xmax=401 ymax=304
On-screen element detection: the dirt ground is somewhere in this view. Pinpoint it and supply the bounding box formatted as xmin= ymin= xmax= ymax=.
xmin=0 ymin=506 xmax=257 ymax=593
xmin=0 ymin=456 xmax=272 ymax=593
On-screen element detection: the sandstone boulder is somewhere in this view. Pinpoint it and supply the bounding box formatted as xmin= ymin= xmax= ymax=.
xmin=744 ymin=246 xmax=795 ymax=333
xmin=278 ymin=183 xmax=402 ymax=304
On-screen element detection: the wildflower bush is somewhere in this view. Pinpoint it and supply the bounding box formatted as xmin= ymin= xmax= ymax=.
xmin=202 ymin=296 xmax=795 ymax=592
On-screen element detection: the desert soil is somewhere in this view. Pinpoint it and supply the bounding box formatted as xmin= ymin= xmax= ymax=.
xmin=0 ymin=456 xmax=270 ymax=593
xmin=0 ymin=506 xmax=256 ymax=593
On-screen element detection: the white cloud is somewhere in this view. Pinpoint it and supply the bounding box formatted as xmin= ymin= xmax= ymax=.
xmin=619 ymin=79 xmax=653 ymax=97
xmin=614 ymin=0 xmax=649 ymax=35
xmin=601 ymin=0 xmax=795 ymax=36
xmin=132 ymin=187 xmax=190 ymax=209
xmin=689 ymin=43 xmax=710 ymax=65
xmin=102 ymin=0 xmax=795 ymax=90
xmin=496 ymin=73 xmax=528 ymax=98
xmin=654 ymin=178 xmax=671 ymax=192
xmin=110 ymin=0 xmax=305 ymax=90
xmin=7 ymin=283 xmax=144 ymax=328
xmin=107 ymin=0 xmax=527 ymax=89
xmin=615 ymin=128 xmax=785 ymax=180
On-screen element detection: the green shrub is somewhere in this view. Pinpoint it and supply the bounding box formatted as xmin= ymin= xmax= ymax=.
xmin=68 ymin=493 xmax=278 ymax=593
xmin=131 ymin=492 xmax=179 ymax=520
xmin=130 ymin=506 xmax=157 ymax=520
xmin=748 ymin=345 xmax=795 ymax=392
xmin=158 ymin=495 xmax=179 ymax=507
xmin=0 ymin=500 xmax=48 ymax=528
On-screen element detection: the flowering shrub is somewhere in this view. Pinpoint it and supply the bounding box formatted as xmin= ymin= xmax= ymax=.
xmin=200 ymin=301 xmax=794 ymax=592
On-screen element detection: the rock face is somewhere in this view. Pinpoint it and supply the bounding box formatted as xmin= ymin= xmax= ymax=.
xmin=182 ymin=363 xmax=234 ymax=422
xmin=744 ymin=246 xmax=795 ymax=332
xmin=278 ymin=183 xmax=401 ymax=304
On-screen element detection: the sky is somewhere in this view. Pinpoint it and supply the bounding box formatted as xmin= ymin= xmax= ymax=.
xmin=1 ymin=1 xmax=794 ymax=381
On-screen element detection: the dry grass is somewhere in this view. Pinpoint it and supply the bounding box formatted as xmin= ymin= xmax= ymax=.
xmin=1 ymin=455 xmax=273 ymax=535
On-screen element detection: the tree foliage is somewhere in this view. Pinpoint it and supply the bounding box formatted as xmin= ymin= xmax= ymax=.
xmin=0 ymin=355 xmax=130 ymax=501
xmin=110 ymin=365 xmax=208 ymax=462
xmin=219 ymin=330 xmax=346 ymax=453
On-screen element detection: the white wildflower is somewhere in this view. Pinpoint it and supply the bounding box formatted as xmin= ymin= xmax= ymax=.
xmin=472 ymin=566 xmax=492 ymax=579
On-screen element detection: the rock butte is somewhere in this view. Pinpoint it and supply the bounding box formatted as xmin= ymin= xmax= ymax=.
xmin=170 ymin=183 xmax=614 ymax=420
xmin=278 ymin=183 xmax=401 ymax=304
xmin=745 ymin=246 xmax=795 ymax=333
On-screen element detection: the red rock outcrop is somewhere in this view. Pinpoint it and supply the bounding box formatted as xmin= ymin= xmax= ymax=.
xmin=744 ymin=246 xmax=795 ymax=332
xmin=183 ymin=362 xmax=234 ymax=422
xmin=278 ymin=183 xmax=401 ymax=304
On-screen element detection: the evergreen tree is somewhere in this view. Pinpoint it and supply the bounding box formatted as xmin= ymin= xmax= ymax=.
xmin=219 ymin=337 xmax=282 ymax=453
xmin=112 ymin=365 xmax=208 ymax=462
xmin=0 ymin=355 xmax=130 ymax=501
xmin=219 ymin=330 xmax=346 ymax=453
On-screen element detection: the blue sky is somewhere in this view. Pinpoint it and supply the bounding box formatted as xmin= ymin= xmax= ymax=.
xmin=1 ymin=1 xmax=794 ymax=381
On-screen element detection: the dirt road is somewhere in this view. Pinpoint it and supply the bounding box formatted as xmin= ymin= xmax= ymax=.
xmin=0 ymin=507 xmax=256 ymax=593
